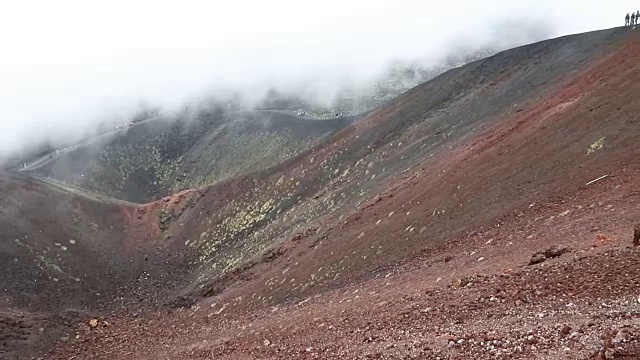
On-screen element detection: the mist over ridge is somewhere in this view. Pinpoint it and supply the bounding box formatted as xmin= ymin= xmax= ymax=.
xmin=0 ymin=0 xmax=634 ymax=161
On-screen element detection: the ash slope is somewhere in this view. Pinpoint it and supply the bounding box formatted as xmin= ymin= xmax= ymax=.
xmin=2 ymin=27 xmax=640 ymax=359
xmin=148 ymin=27 xmax=638 ymax=306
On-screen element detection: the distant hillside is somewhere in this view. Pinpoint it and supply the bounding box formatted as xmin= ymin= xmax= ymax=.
xmin=256 ymin=48 xmax=496 ymax=118
xmin=32 ymin=110 xmax=353 ymax=203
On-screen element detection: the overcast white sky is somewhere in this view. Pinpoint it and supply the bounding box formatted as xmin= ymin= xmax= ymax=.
xmin=0 ymin=0 xmax=636 ymax=158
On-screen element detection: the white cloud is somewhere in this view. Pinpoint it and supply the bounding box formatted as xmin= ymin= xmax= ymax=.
xmin=0 ymin=0 xmax=636 ymax=158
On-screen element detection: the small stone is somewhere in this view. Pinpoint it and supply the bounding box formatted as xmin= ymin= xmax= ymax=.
xmin=544 ymin=246 xmax=570 ymax=258
xmin=528 ymin=252 xmax=546 ymax=265
xmin=89 ymin=319 xmax=99 ymax=328
xmin=263 ymin=340 xmax=271 ymax=347
xmin=614 ymin=328 xmax=630 ymax=343
xmin=605 ymin=348 xmax=615 ymax=359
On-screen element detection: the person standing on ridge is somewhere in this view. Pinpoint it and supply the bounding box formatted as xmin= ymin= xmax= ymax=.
xmin=636 ymin=11 xmax=640 ymax=25
xmin=626 ymin=13 xmax=631 ymax=26
xmin=632 ymin=12 xmax=637 ymax=26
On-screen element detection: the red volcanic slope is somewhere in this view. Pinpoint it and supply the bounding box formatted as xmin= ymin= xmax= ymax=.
xmin=6 ymin=27 xmax=640 ymax=359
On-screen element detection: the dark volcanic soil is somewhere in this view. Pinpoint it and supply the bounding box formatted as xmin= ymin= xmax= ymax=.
xmin=2 ymin=27 xmax=640 ymax=359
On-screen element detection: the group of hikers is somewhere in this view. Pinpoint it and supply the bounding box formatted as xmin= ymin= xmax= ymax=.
xmin=625 ymin=11 xmax=640 ymax=26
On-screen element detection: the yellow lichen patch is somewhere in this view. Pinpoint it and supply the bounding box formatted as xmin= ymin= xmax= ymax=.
xmin=586 ymin=137 xmax=605 ymax=155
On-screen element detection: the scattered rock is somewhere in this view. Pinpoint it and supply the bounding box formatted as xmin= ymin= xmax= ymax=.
xmin=529 ymin=252 xmax=547 ymax=265
xmin=88 ymin=319 xmax=99 ymax=328
xmin=544 ymin=246 xmax=570 ymax=258
xmin=595 ymin=234 xmax=609 ymax=247
xmin=633 ymin=223 xmax=640 ymax=247
xmin=528 ymin=246 xmax=571 ymax=265
xmin=613 ymin=327 xmax=630 ymax=344
xmin=158 ymin=209 xmax=173 ymax=231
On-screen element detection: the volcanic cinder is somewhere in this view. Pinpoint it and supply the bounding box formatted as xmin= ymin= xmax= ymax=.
xmin=1 ymin=27 xmax=640 ymax=360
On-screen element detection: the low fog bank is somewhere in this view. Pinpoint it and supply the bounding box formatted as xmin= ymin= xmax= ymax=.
xmin=0 ymin=0 xmax=633 ymax=164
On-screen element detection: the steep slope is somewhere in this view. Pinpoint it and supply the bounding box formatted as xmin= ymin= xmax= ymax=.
xmin=0 ymin=173 xmax=135 ymax=359
xmin=0 ymin=173 xmax=203 ymax=359
xmin=114 ymin=27 xmax=639 ymax=358
xmin=5 ymin=27 xmax=640 ymax=359
xmin=32 ymin=110 xmax=352 ymax=203
xmin=145 ymin=27 xmax=638 ymax=305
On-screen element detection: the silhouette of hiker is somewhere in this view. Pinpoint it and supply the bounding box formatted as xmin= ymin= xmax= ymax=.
xmin=632 ymin=12 xmax=637 ymax=26
xmin=626 ymin=13 xmax=631 ymax=26
xmin=637 ymin=11 xmax=640 ymax=25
